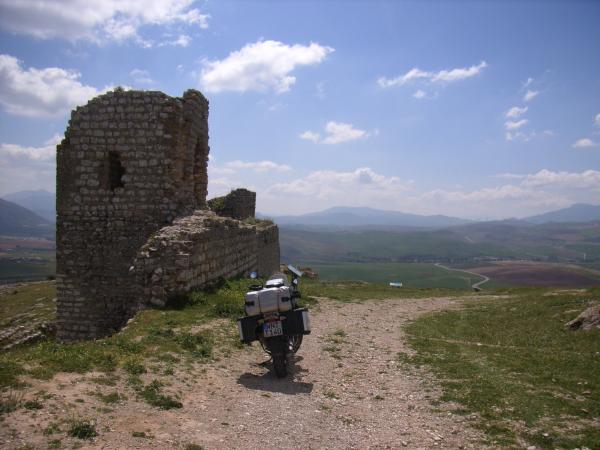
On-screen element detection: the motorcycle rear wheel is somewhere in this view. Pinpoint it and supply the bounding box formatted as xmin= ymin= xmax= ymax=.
xmin=289 ymin=334 xmax=303 ymax=353
xmin=272 ymin=353 xmax=288 ymax=378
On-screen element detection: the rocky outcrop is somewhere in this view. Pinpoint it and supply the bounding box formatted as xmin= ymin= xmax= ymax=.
xmin=566 ymin=304 xmax=600 ymax=331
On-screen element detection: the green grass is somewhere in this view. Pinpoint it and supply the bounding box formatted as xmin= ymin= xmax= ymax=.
xmin=0 ymin=249 xmax=56 ymax=283
xmin=0 ymin=390 xmax=22 ymax=415
xmin=298 ymin=261 xmax=485 ymax=288
xmin=137 ymin=380 xmax=182 ymax=410
xmin=67 ymin=419 xmax=97 ymax=439
xmin=185 ymin=444 xmax=204 ymax=450
xmin=402 ymin=287 xmax=600 ymax=449
xmin=94 ymin=391 xmax=122 ymax=404
xmin=301 ymin=277 xmax=470 ymax=301
xmin=0 ymin=281 xmax=56 ymax=322
xmin=0 ymin=277 xmax=255 ymax=389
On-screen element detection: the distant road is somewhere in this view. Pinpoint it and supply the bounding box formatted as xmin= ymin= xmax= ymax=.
xmin=435 ymin=263 xmax=490 ymax=290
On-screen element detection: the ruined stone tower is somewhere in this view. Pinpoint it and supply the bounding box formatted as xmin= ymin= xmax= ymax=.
xmin=56 ymin=89 xmax=279 ymax=341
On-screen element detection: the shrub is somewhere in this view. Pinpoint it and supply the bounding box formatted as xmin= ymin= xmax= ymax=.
xmin=68 ymin=419 xmax=97 ymax=439
xmin=138 ymin=380 xmax=182 ymax=410
xmin=23 ymin=400 xmax=43 ymax=410
xmin=123 ymin=360 xmax=146 ymax=375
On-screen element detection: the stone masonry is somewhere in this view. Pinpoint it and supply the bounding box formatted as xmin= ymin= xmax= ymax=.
xmin=207 ymin=188 xmax=256 ymax=220
xmin=56 ymin=89 xmax=279 ymax=341
xmin=133 ymin=211 xmax=279 ymax=307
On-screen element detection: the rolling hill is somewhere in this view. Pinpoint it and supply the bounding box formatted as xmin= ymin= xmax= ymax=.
xmin=271 ymin=206 xmax=472 ymax=228
xmin=525 ymin=203 xmax=600 ymax=224
xmin=2 ymin=190 xmax=55 ymax=222
xmin=0 ymin=199 xmax=55 ymax=238
xmin=280 ymin=220 xmax=600 ymax=266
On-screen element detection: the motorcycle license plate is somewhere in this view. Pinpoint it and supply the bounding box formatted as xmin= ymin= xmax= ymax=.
xmin=263 ymin=321 xmax=283 ymax=337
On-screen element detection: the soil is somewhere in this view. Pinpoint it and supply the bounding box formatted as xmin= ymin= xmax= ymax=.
xmin=1 ymin=296 xmax=488 ymax=449
xmin=468 ymin=261 xmax=600 ymax=287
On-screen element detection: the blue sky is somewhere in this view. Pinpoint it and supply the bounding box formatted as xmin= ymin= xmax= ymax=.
xmin=0 ymin=0 xmax=598 ymax=219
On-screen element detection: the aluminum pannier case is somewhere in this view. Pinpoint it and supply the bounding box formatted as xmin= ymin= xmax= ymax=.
xmin=245 ymin=286 xmax=293 ymax=315
xmin=244 ymin=291 xmax=260 ymax=316
xmin=237 ymin=315 xmax=259 ymax=343
xmin=281 ymin=308 xmax=311 ymax=335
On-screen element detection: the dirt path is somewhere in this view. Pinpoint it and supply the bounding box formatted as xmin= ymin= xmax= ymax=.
xmin=435 ymin=263 xmax=490 ymax=290
xmin=1 ymin=297 xmax=487 ymax=449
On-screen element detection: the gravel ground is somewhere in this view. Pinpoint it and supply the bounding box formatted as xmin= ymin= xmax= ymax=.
xmin=1 ymin=296 xmax=488 ymax=449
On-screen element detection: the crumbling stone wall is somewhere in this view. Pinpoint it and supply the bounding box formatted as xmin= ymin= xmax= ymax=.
xmin=256 ymin=225 xmax=280 ymax=278
xmin=133 ymin=211 xmax=279 ymax=307
xmin=56 ymin=89 xmax=210 ymax=341
xmin=208 ymin=188 xmax=256 ymax=220
xmin=56 ymin=88 xmax=280 ymax=341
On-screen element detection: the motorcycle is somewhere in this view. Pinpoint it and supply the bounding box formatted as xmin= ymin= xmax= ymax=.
xmin=237 ymin=265 xmax=311 ymax=377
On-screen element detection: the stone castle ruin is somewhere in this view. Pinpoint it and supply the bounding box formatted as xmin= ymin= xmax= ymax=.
xmin=56 ymin=89 xmax=279 ymax=341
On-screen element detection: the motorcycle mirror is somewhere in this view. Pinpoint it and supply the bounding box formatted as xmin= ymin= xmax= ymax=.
xmin=250 ymin=271 xmax=257 ymax=279
xmin=287 ymin=264 xmax=303 ymax=278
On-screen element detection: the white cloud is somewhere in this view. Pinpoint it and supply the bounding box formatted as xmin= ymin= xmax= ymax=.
xmin=159 ymin=34 xmax=191 ymax=47
xmin=522 ymin=169 xmax=600 ymax=189
xmin=378 ymin=61 xmax=487 ymax=88
xmin=505 ymin=130 xmax=536 ymax=142
xmin=595 ymin=113 xmax=600 ymax=128
xmin=415 ymin=170 xmax=600 ymax=219
xmin=0 ymin=134 xmax=61 ymax=161
xmin=523 ymin=77 xmax=534 ymax=88
xmin=0 ymin=54 xmax=100 ymax=117
xmin=300 ymin=121 xmax=369 ymax=145
xmin=413 ymin=89 xmax=426 ymax=99
xmin=261 ymin=166 xmax=598 ymax=218
xmin=206 ymin=162 xmax=600 ymax=219
xmin=130 ymin=68 xmax=154 ymax=85
xmin=523 ymin=90 xmax=539 ymax=102
xmin=505 ymin=106 xmax=528 ymax=118
xmin=0 ymin=135 xmax=60 ymax=195
xmin=572 ymin=138 xmax=596 ymax=148
xmin=223 ymin=160 xmax=291 ymax=173
xmin=299 ymin=131 xmax=321 ymax=143
xmin=431 ymin=61 xmax=488 ymax=82
xmin=0 ymin=0 xmax=209 ymax=46
xmin=199 ymin=40 xmax=334 ymax=94
xmin=268 ymin=167 xmax=411 ymax=202
xmin=505 ymin=119 xmax=529 ymax=130
xmin=321 ymin=122 xmax=368 ymax=145
xmin=377 ymin=68 xmax=430 ymax=88
xmin=423 ymin=184 xmax=535 ymax=203
xmin=493 ymin=173 xmax=526 ymax=180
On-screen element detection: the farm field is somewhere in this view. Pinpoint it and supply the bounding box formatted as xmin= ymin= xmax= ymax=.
xmin=296 ymin=261 xmax=486 ymax=288
xmin=0 ymin=238 xmax=56 ymax=283
xmin=464 ymin=261 xmax=600 ymax=288
xmin=280 ymin=222 xmax=600 ymax=266
xmin=0 ymin=249 xmax=56 ymax=283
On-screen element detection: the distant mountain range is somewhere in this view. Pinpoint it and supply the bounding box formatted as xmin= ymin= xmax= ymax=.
xmin=2 ymin=190 xmax=55 ymax=222
xmin=525 ymin=203 xmax=600 ymax=224
xmin=1 ymin=189 xmax=599 ymax=239
xmin=0 ymin=198 xmax=55 ymax=238
xmin=268 ymin=204 xmax=600 ymax=229
xmin=269 ymin=207 xmax=473 ymax=229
